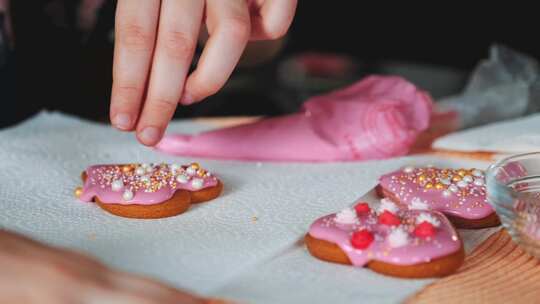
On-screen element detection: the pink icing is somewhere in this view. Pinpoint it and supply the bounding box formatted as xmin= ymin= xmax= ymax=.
xmin=78 ymin=163 xmax=218 ymax=205
xmin=379 ymin=167 xmax=494 ymax=220
xmin=308 ymin=206 xmax=461 ymax=266
xmin=155 ymin=76 xmax=433 ymax=162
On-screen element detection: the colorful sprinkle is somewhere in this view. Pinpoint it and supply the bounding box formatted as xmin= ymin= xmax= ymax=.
xmin=414 ymin=221 xmax=435 ymax=238
xmin=354 ymin=202 xmax=371 ymax=215
xmin=351 ymin=229 xmax=374 ymax=249
xmin=378 ymin=211 xmax=401 ymax=226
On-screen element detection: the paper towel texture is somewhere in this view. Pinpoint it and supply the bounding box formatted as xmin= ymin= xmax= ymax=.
xmin=433 ymin=113 xmax=540 ymax=154
xmin=0 ymin=112 xmax=497 ymax=303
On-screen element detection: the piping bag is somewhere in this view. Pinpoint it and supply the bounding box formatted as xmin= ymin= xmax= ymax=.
xmin=156 ymin=76 xmax=433 ymax=162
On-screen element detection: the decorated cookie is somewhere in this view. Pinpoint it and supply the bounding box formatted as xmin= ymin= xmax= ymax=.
xmin=377 ymin=166 xmax=500 ymax=229
xmin=306 ymin=200 xmax=464 ymax=278
xmin=75 ymin=163 xmax=223 ymax=219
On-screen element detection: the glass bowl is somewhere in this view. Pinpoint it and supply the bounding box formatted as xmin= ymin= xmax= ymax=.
xmin=486 ymin=152 xmax=540 ymax=259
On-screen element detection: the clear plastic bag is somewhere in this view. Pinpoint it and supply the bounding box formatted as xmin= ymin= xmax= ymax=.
xmin=438 ymin=45 xmax=540 ymax=129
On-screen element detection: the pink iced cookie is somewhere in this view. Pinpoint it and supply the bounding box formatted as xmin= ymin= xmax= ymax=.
xmin=78 ymin=163 xmax=218 ymax=205
xmin=75 ymin=163 xmax=222 ymax=219
xmin=156 ymin=75 xmax=433 ymax=162
xmin=378 ymin=167 xmax=500 ymax=229
xmin=306 ymin=200 xmax=464 ymax=278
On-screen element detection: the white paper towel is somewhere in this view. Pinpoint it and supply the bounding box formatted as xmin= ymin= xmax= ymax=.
xmin=433 ymin=113 xmax=540 ymax=154
xmin=0 ymin=112 xmax=498 ymax=303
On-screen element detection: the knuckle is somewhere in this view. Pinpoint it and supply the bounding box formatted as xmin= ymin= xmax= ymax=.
xmin=221 ymin=16 xmax=251 ymax=41
xmin=117 ymin=23 xmax=154 ymax=51
xmin=151 ymin=96 xmax=178 ymax=111
xmin=114 ymin=84 xmax=143 ymax=103
xmin=160 ymin=31 xmax=196 ymax=61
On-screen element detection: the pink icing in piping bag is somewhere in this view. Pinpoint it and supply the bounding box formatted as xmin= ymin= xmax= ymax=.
xmin=156 ymin=75 xmax=433 ymax=162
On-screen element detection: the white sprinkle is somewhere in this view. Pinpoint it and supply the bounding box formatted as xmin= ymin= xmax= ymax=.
xmin=457 ymin=181 xmax=469 ymax=188
xmin=186 ymin=166 xmax=197 ymax=176
xmin=449 ymin=185 xmax=459 ymax=192
xmin=170 ymin=164 xmax=181 ymax=172
xmin=440 ymin=178 xmax=451 ymax=185
xmin=474 ymin=179 xmax=484 ymax=186
xmin=135 ymin=167 xmax=146 ymax=176
xmin=472 ymin=169 xmax=484 ymax=177
xmin=403 ymin=166 xmax=415 ymax=173
xmin=176 ymin=174 xmax=189 ymax=184
xmin=145 ymin=166 xmax=154 ymax=173
xmin=416 ymin=213 xmax=440 ymax=227
xmin=410 ymin=197 xmax=429 ymax=210
xmin=463 ymin=175 xmax=473 ymax=183
xmin=111 ymin=179 xmax=124 ymax=192
xmin=387 ymin=228 xmax=409 ymax=248
xmin=122 ymin=189 xmax=134 ymax=201
xmin=378 ymin=198 xmax=399 ymax=214
xmin=141 ymin=163 xmax=150 ymax=169
xmin=334 ymin=208 xmax=357 ymax=225
xmin=191 ymin=178 xmax=204 ymax=189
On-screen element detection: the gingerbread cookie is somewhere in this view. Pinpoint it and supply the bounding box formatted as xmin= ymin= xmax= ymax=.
xmin=306 ymin=200 xmax=464 ymax=278
xmin=377 ymin=166 xmax=500 ymax=229
xmin=75 ymin=163 xmax=223 ymax=219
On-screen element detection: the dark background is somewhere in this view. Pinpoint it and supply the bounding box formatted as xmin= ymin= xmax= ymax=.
xmin=1 ymin=1 xmax=538 ymax=128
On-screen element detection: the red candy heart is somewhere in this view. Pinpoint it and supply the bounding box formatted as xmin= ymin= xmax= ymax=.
xmin=414 ymin=221 xmax=436 ymax=238
xmin=350 ymin=229 xmax=374 ymax=249
xmin=354 ymin=202 xmax=371 ymax=215
xmin=378 ymin=211 xmax=401 ymax=226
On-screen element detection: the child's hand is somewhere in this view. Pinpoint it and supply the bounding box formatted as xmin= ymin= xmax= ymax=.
xmin=110 ymin=0 xmax=297 ymax=146
xmin=0 ymin=230 xmax=205 ymax=303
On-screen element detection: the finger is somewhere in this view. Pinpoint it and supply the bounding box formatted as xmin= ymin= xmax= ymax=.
xmin=112 ymin=272 xmax=204 ymax=304
xmin=0 ymin=230 xmax=106 ymax=275
xmin=180 ymin=0 xmax=251 ymax=105
xmin=135 ymin=0 xmax=204 ymax=146
xmin=110 ymin=0 xmax=160 ymax=131
xmin=249 ymin=0 xmax=297 ymax=40
xmin=87 ymin=292 xmax=159 ymax=304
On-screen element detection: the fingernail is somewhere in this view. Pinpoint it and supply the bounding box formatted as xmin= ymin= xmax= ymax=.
xmin=113 ymin=113 xmax=132 ymax=130
xmin=139 ymin=127 xmax=161 ymax=145
xmin=180 ymin=92 xmax=195 ymax=105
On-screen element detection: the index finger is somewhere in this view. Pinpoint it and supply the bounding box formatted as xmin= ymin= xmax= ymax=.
xmin=110 ymin=0 xmax=160 ymax=131
xmin=112 ymin=272 xmax=205 ymax=304
xmin=249 ymin=0 xmax=297 ymax=40
xmin=179 ymin=0 xmax=251 ymax=105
